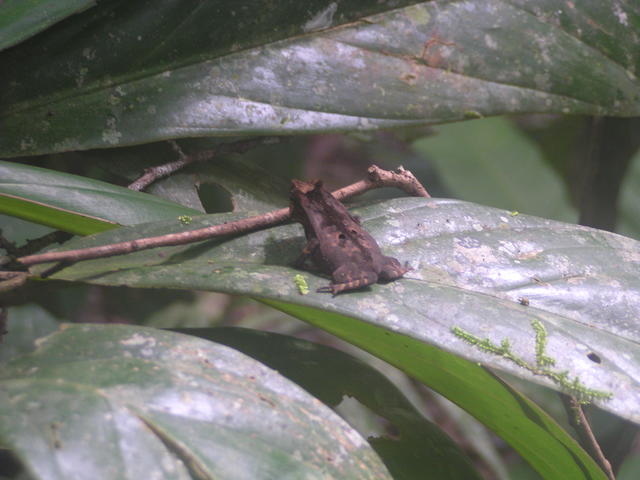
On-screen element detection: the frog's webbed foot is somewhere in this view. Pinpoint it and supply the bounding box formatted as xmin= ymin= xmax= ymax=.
xmin=316 ymin=284 xmax=338 ymax=295
xmin=317 ymin=280 xmax=373 ymax=296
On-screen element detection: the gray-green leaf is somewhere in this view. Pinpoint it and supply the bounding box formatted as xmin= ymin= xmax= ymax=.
xmin=1 ymin=1 xmax=638 ymax=156
xmin=37 ymin=198 xmax=640 ymax=424
xmin=0 ymin=323 xmax=390 ymax=480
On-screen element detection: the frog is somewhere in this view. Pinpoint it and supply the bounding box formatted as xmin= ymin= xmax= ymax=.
xmin=290 ymin=179 xmax=409 ymax=294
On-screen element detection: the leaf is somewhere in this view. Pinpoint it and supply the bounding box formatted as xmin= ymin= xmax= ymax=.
xmin=619 ymin=455 xmax=640 ymax=480
xmin=0 ymin=192 xmax=116 ymax=235
xmin=35 ymin=197 xmax=640 ymax=426
xmin=1 ymin=1 xmax=638 ymax=156
xmin=0 ymin=214 xmax=55 ymax=249
xmin=260 ymin=299 xmax=606 ymax=480
xmin=0 ymin=323 xmax=390 ymax=480
xmin=619 ymin=148 xmax=640 ymax=240
xmin=0 ymin=0 xmax=95 ymax=51
xmin=0 ymin=160 xmax=200 ymax=234
xmin=180 ymin=326 xmax=482 ymax=480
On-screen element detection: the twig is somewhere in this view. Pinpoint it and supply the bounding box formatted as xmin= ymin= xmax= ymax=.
xmin=561 ymin=394 xmax=615 ymax=480
xmin=128 ymin=137 xmax=281 ymax=191
xmin=19 ymin=208 xmax=290 ymax=267
xmin=17 ymin=165 xmax=429 ymax=269
xmin=1 ymin=230 xmax=72 ymax=274
xmin=127 ymin=141 xmax=190 ymax=191
xmin=40 ymin=260 xmax=76 ymax=279
xmin=13 ymin=231 xmax=72 ymax=258
xmin=328 ymin=165 xmax=430 ymax=203
xmin=366 ymin=165 xmax=430 ymax=198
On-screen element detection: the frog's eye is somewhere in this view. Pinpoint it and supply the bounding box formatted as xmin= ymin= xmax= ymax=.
xmin=338 ymin=233 xmax=346 ymax=240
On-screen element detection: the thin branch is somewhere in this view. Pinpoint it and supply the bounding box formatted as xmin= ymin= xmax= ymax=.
xmin=562 ymin=394 xmax=615 ymax=480
xmin=366 ymin=165 xmax=430 ymax=198
xmin=128 ymin=137 xmax=282 ymax=191
xmin=17 ymin=165 xmax=429 ymax=269
xmin=13 ymin=231 xmax=73 ymax=258
xmin=1 ymin=230 xmax=72 ymax=274
xmin=329 ymin=165 xmax=430 ymax=203
xmin=19 ymin=207 xmax=290 ymax=267
xmin=127 ymin=141 xmax=191 ymax=191
xmin=40 ymin=260 xmax=76 ymax=279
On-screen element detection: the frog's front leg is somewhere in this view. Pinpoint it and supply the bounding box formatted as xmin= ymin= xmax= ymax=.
xmin=317 ymin=262 xmax=378 ymax=295
xmin=294 ymin=237 xmax=320 ymax=269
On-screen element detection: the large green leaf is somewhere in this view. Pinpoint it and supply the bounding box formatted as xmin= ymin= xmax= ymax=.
xmin=1 ymin=0 xmax=638 ymax=156
xmin=34 ymin=197 xmax=640 ymax=423
xmin=619 ymin=148 xmax=640 ymax=240
xmin=0 ymin=161 xmax=200 ymax=234
xmin=182 ymin=327 xmax=482 ymax=480
xmin=0 ymin=0 xmax=95 ymax=51
xmin=0 ymin=323 xmax=390 ymax=480
xmin=260 ymin=300 xmax=606 ymax=480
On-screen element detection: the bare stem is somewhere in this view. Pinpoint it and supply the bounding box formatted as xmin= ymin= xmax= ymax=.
xmin=562 ymin=394 xmax=615 ymax=480
xmin=18 ymin=165 xmax=429 ymax=269
xmin=128 ymin=137 xmax=281 ymax=191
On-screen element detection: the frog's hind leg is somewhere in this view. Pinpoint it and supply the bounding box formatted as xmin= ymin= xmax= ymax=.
xmin=317 ymin=263 xmax=378 ymax=295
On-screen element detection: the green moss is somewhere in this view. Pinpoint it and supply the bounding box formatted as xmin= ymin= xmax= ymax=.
xmin=463 ymin=110 xmax=483 ymax=119
xmin=294 ymin=274 xmax=309 ymax=295
xmin=451 ymin=321 xmax=612 ymax=404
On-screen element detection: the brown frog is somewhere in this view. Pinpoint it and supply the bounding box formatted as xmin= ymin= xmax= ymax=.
xmin=290 ymin=179 xmax=409 ymax=294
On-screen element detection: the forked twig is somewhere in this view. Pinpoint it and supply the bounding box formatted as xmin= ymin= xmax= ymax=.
xmin=128 ymin=137 xmax=280 ymax=191
xmin=17 ymin=165 xmax=429 ymax=270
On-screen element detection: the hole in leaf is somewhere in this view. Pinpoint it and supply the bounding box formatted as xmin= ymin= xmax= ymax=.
xmin=198 ymin=183 xmax=233 ymax=213
xmin=587 ymin=352 xmax=601 ymax=364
